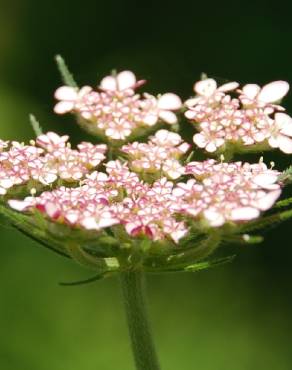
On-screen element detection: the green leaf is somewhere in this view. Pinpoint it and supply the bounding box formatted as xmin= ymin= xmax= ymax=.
xmin=185 ymin=150 xmax=195 ymax=164
xmin=29 ymin=114 xmax=43 ymax=136
xmin=0 ymin=203 xmax=69 ymax=258
xmin=274 ymin=197 xmax=292 ymax=208
xmin=55 ymin=54 xmax=78 ymax=87
xmin=279 ymin=165 xmax=292 ymax=184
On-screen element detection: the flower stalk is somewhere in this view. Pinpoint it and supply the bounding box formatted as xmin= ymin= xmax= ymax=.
xmin=120 ymin=271 xmax=161 ymax=370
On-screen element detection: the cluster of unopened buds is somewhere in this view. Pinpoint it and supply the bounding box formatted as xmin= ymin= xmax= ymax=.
xmin=1 ymin=63 xmax=292 ymax=276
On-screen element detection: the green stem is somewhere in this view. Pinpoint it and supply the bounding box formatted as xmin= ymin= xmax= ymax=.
xmin=120 ymin=271 xmax=161 ymax=370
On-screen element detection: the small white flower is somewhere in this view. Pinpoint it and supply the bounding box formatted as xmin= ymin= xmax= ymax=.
xmin=268 ymin=113 xmax=292 ymax=154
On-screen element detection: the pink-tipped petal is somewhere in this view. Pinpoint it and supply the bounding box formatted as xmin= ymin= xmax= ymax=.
xmin=45 ymin=202 xmax=61 ymax=219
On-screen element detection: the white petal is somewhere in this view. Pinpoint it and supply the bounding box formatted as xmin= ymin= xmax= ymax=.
xmin=205 ymin=142 xmax=217 ymax=152
xmin=255 ymin=190 xmax=281 ymax=211
xmin=97 ymin=214 xmax=119 ymax=228
xmin=170 ymin=228 xmax=188 ymax=243
xmin=217 ymin=81 xmax=239 ymax=92
xmin=184 ymin=110 xmax=197 ymax=120
xmin=117 ymin=71 xmax=136 ymax=90
xmin=158 ymin=110 xmax=177 ymax=124
xmin=157 ymin=93 xmax=182 ymax=110
xmin=81 ymin=217 xmax=99 ymax=230
xmin=100 ymin=76 xmax=117 ymax=91
xmin=0 ymin=178 xmax=14 ymax=189
xmin=268 ymin=136 xmax=279 ymax=148
xmin=8 ymin=199 xmax=32 ymax=211
xmin=54 ymin=86 xmax=78 ymax=100
xmin=142 ymin=114 xmax=158 ymax=126
xmin=154 ymin=129 xmax=168 ymax=142
xmin=258 ymin=81 xmax=289 ymax=103
xmin=184 ymin=97 xmax=201 ymax=107
xmin=253 ymin=173 xmax=278 ymax=188
xmin=79 ymin=86 xmax=92 ymax=97
xmin=193 ymin=133 xmax=207 ymax=148
xmin=194 ymin=79 xmax=217 ymax=97
xmin=231 ymin=207 xmax=260 ymax=221
xmin=0 ymin=188 xmax=7 ymax=195
xmin=65 ymin=213 xmax=79 ymax=224
xmin=281 ymin=124 xmax=292 ymax=137
xmin=242 ymin=84 xmax=260 ymax=99
xmin=204 ymin=209 xmax=225 ymax=227
xmin=39 ymin=173 xmax=58 ymax=184
xmin=276 ymin=113 xmax=292 ymax=136
xmin=278 ymin=135 xmax=292 ymax=154
xmin=172 ymin=187 xmax=187 ymax=197
xmin=54 ymin=101 xmax=75 ymax=114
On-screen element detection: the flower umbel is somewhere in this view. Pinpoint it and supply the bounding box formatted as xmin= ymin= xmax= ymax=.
xmin=54 ymin=70 xmax=182 ymax=142
xmin=1 ymin=63 xmax=292 ymax=276
xmin=185 ymin=78 xmax=292 ymax=154
xmin=1 ymin=58 xmax=292 ymax=370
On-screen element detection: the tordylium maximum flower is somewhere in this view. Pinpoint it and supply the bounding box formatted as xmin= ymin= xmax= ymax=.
xmin=1 ymin=58 xmax=292 ymax=278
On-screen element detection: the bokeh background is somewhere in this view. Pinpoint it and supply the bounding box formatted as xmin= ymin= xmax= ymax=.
xmin=1 ymin=2 xmax=292 ymax=370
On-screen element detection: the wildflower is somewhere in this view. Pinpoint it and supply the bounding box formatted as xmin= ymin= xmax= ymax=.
xmin=185 ymin=78 xmax=239 ymax=108
xmin=121 ymin=130 xmax=190 ymax=180
xmin=54 ymin=71 xmax=182 ymax=141
xmin=141 ymin=93 xmax=182 ymax=125
xmin=8 ymin=163 xmax=188 ymax=244
xmin=179 ymin=160 xmax=282 ymax=227
xmin=267 ymin=113 xmax=292 ymax=154
xmin=185 ymin=78 xmax=291 ymax=154
xmin=0 ymin=132 xmax=107 ymax=195
xmin=54 ymin=86 xmax=93 ymax=114
xmin=99 ymin=70 xmax=145 ymax=92
xmin=238 ymin=81 xmax=289 ymax=109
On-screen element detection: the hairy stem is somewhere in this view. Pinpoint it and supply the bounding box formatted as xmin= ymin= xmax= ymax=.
xmin=120 ymin=271 xmax=161 ymax=370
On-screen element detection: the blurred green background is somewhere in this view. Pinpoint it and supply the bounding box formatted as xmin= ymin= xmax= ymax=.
xmin=1 ymin=2 xmax=292 ymax=370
